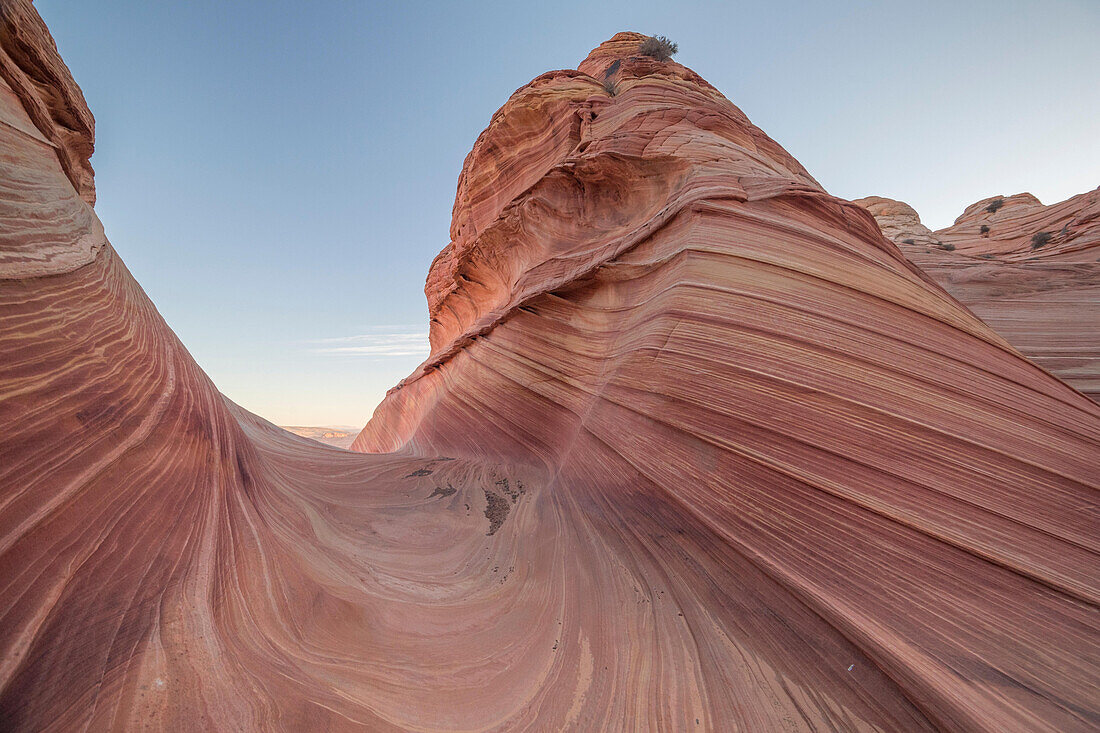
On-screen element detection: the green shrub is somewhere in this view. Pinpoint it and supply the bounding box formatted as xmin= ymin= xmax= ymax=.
xmin=637 ymin=35 xmax=678 ymax=61
xmin=979 ymin=225 xmax=990 ymax=234
xmin=902 ymin=238 xmax=915 ymax=245
xmin=1030 ymin=231 xmax=1052 ymax=249
xmin=985 ymin=198 xmax=1005 ymax=214
xmin=940 ymin=242 xmax=956 ymax=251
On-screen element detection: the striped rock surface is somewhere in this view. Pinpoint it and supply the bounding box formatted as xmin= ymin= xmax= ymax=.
xmin=856 ymin=191 xmax=1100 ymax=401
xmin=936 ymin=190 xmax=1100 ymax=261
xmin=1 ymin=7 xmax=1098 ymax=731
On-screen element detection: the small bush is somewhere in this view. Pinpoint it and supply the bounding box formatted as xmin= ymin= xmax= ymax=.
xmin=637 ymin=35 xmax=678 ymax=61
xmin=985 ymin=198 xmax=1005 ymax=214
xmin=602 ymin=78 xmax=619 ymax=96
xmin=1030 ymin=231 xmax=1052 ymax=249
xmin=940 ymin=242 xmax=956 ymax=251
xmin=902 ymin=238 xmax=915 ymax=245
xmin=979 ymin=225 xmax=990 ymax=234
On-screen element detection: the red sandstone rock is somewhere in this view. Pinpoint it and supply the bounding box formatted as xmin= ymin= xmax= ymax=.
xmin=0 ymin=2 xmax=101 ymax=278
xmin=938 ymin=189 xmax=1098 ymax=260
xmin=851 ymin=195 xmax=941 ymax=247
xmin=1 ymin=11 xmax=1098 ymax=732
xmin=856 ymin=191 xmax=1100 ymax=401
xmin=0 ymin=0 xmax=94 ymax=205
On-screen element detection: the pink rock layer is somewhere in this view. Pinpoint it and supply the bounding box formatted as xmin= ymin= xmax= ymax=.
xmin=855 ymin=191 xmax=1100 ymax=401
xmin=2 ymin=13 xmax=1098 ymax=733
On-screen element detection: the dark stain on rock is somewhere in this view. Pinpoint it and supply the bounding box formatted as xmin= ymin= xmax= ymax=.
xmin=494 ymin=477 xmax=526 ymax=504
xmin=483 ymin=489 xmax=510 ymax=536
xmin=428 ymin=485 xmax=457 ymax=499
xmin=405 ymin=468 xmax=433 ymax=478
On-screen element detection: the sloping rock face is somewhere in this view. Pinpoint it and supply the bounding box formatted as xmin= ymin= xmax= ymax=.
xmin=856 ymin=191 xmax=1100 ymax=401
xmin=1 ymin=12 xmax=1098 ymax=732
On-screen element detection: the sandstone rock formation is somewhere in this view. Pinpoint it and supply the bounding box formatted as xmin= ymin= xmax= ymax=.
xmin=856 ymin=190 xmax=1100 ymax=401
xmin=0 ymin=1 xmax=100 ymax=279
xmin=938 ymin=190 xmax=1099 ymax=260
xmin=2 ymin=11 xmax=1098 ymax=732
xmin=851 ymin=195 xmax=941 ymax=248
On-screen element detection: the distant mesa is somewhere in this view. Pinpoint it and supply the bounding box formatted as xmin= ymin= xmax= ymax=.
xmin=279 ymin=426 xmax=357 ymax=449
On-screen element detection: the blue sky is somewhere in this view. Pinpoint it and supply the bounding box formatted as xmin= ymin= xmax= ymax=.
xmin=37 ymin=0 xmax=1099 ymax=426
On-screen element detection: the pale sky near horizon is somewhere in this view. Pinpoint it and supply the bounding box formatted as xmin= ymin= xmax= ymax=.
xmin=36 ymin=0 xmax=1099 ymax=426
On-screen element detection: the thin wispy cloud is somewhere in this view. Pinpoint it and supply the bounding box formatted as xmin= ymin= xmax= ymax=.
xmin=307 ymin=326 xmax=430 ymax=358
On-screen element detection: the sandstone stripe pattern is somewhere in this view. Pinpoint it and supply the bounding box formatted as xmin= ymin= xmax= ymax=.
xmin=1 ymin=11 xmax=1098 ymax=732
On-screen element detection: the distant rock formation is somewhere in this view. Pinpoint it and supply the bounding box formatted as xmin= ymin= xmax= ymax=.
xmin=2 ymin=12 xmax=1098 ymax=731
xmin=856 ymin=190 xmax=1100 ymax=401
xmin=851 ymin=195 xmax=941 ymax=247
xmin=938 ymin=189 xmax=1099 ymax=259
xmin=279 ymin=425 xmax=357 ymax=449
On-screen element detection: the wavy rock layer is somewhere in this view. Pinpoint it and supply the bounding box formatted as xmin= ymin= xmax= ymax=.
xmin=358 ymin=33 xmax=1100 ymax=731
xmin=938 ymin=190 xmax=1100 ymax=260
xmin=856 ymin=191 xmax=1100 ymax=401
xmin=2 ymin=12 xmax=1099 ymax=733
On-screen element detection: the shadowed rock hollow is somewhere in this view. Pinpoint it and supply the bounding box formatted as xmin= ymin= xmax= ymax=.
xmin=1 ymin=11 xmax=1098 ymax=732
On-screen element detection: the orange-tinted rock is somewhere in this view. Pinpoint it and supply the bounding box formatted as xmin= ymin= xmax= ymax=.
xmin=358 ymin=31 xmax=1100 ymax=733
xmin=278 ymin=425 xmax=357 ymax=449
xmin=0 ymin=1 xmax=102 ymax=278
xmin=426 ymin=33 xmax=819 ymax=356
xmin=938 ymin=189 xmax=1099 ymax=260
xmin=857 ymin=191 xmax=1100 ymax=401
xmin=851 ymin=195 xmax=941 ymax=247
xmin=0 ymin=0 xmax=95 ymax=205
xmin=2 ymin=10 xmax=1099 ymax=732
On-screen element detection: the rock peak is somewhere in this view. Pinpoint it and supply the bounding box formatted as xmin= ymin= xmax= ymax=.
xmin=578 ymin=31 xmax=665 ymax=77
xmin=579 ymin=32 xmax=648 ymax=66
xmin=851 ymin=196 xmax=939 ymax=247
xmin=425 ymin=29 xmax=819 ymax=358
xmin=953 ymin=192 xmax=1043 ymax=225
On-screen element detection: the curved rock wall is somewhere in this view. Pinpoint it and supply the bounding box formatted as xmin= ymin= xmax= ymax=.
xmin=2 ymin=11 xmax=1098 ymax=732
xmin=356 ymin=33 xmax=1100 ymax=733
